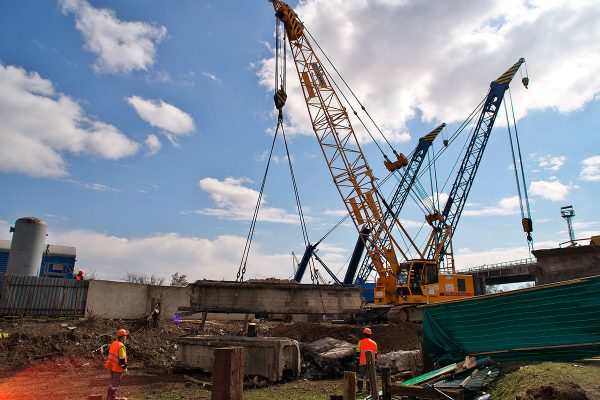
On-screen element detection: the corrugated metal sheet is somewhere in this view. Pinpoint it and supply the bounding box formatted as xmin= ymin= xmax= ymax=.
xmin=0 ymin=252 xmax=8 ymax=274
xmin=0 ymin=274 xmax=88 ymax=317
xmin=423 ymin=275 xmax=600 ymax=365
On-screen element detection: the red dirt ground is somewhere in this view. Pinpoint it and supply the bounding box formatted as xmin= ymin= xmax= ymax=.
xmin=0 ymin=318 xmax=421 ymax=399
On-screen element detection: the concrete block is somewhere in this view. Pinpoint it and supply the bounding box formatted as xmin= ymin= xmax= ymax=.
xmin=175 ymin=335 xmax=301 ymax=381
xmin=182 ymin=280 xmax=363 ymax=315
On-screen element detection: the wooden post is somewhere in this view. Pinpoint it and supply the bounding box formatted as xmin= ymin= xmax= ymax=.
xmin=366 ymin=350 xmax=378 ymax=400
xmin=247 ymin=322 xmax=257 ymax=337
xmin=381 ymin=366 xmax=391 ymax=400
xmin=343 ymin=371 xmax=356 ymax=400
xmin=242 ymin=313 xmax=250 ymax=335
xmin=200 ymin=311 xmax=208 ymax=331
xmin=211 ymin=347 xmax=244 ymax=400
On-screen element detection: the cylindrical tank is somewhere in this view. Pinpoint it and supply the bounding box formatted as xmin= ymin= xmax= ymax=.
xmin=7 ymin=217 xmax=48 ymax=276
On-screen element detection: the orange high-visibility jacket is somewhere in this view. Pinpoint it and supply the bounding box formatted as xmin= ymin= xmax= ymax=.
xmin=357 ymin=338 xmax=378 ymax=366
xmin=105 ymin=340 xmax=127 ymax=372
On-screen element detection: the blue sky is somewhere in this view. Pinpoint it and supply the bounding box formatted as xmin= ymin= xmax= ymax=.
xmin=1 ymin=0 xmax=599 ymax=282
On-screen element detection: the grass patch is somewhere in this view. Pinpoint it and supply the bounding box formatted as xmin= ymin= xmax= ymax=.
xmin=490 ymin=361 xmax=600 ymax=400
xmin=128 ymin=378 xmax=343 ymax=400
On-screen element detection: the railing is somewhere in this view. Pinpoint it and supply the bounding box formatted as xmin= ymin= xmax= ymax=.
xmin=559 ymin=237 xmax=593 ymax=248
xmin=0 ymin=274 xmax=88 ymax=317
xmin=464 ymin=257 xmax=536 ymax=273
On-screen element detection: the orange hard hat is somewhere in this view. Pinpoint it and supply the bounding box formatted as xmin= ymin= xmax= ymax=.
xmin=117 ymin=329 xmax=129 ymax=338
xmin=363 ymin=327 xmax=372 ymax=335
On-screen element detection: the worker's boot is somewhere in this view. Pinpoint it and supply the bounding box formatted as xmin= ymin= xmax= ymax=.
xmin=357 ymin=380 xmax=363 ymax=392
xmin=107 ymin=387 xmax=117 ymax=400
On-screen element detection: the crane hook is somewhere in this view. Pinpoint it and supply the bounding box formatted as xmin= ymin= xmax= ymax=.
xmin=522 ymin=76 xmax=529 ymax=89
xmin=274 ymin=87 xmax=287 ymax=110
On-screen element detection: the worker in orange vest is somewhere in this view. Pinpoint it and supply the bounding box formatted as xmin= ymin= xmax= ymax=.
xmin=356 ymin=327 xmax=378 ymax=392
xmin=75 ymin=270 xmax=84 ymax=280
xmin=105 ymin=329 xmax=129 ymax=400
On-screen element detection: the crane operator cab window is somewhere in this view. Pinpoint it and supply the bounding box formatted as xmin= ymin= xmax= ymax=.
xmin=423 ymin=262 xmax=439 ymax=285
xmin=396 ymin=263 xmax=410 ymax=285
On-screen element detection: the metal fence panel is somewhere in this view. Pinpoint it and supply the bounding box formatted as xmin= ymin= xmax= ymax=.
xmin=0 ymin=274 xmax=88 ymax=317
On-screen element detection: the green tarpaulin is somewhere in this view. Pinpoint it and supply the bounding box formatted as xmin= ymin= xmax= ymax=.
xmin=423 ymin=275 xmax=600 ymax=366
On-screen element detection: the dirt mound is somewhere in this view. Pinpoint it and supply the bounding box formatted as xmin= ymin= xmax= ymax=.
xmin=516 ymin=382 xmax=590 ymax=400
xmin=264 ymin=322 xmax=421 ymax=353
xmin=0 ymin=317 xmax=246 ymax=373
xmin=0 ymin=318 xmax=420 ymax=376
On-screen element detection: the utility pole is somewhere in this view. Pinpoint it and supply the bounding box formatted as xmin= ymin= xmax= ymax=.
xmin=560 ymin=205 xmax=576 ymax=246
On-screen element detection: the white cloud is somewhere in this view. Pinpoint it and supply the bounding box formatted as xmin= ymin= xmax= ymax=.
xmin=60 ymin=0 xmax=166 ymax=74
xmin=529 ymin=178 xmax=571 ymax=201
xmin=573 ymin=220 xmax=600 ymax=230
xmin=570 ymin=220 xmax=600 ymax=240
xmin=145 ymin=71 xmax=172 ymax=83
xmin=127 ymin=96 xmax=195 ymax=142
xmin=46 ymin=228 xmax=291 ymax=281
xmin=202 ymin=71 xmax=222 ymax=84
xmin=399 ymin=218 xmax=425 ymax=229
xmin=423 ymin=193 xmax=450 ymax=212
xmin=0 ymin=64 xmax=139 ymax=178
xmin=258 ymin=0 xmax=600 ymax=141
xmin=197 ymin=177 xmax=300 ymax=224
xmin=455 ymin=240 xmax=557 ymax=271
xmin=580 ymin=155 xmax=600 ymax=181
xmin=578 ymin=230 xmax=600 ymax=240
xmin=323 ymin=209 xmax=348 ymax=217
xmin=144 ymin=134 xmax=162 ymax=155
xmin=537 ymin=154 xmax=566 ymax=171
xmin=81 ymin=182 xmax=119 ymax=192
xmin=463 ymin=195 xmax=521 ymax=217
xmin=255 ymin=150 xmax=291 ymax=164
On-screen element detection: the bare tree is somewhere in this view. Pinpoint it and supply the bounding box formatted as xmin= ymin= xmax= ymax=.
xmin=486 ymin=284 xmax=504 ymax=294
xmin=84 ymin=269 xmax=97 ymax=281
xmin=123 ymin=272 xmax=165 ymax=286
xmin=170 ymin=272 xmax=189 ymax=287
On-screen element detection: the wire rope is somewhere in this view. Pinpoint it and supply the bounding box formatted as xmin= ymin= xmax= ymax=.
xmin=236 ymin=125 xmax=280 ymax=282
xmin=304 ymin=28 xmax=397 ymax=155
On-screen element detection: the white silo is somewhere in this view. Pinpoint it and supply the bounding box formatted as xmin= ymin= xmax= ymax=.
xmin=7 ymin=217 xmax=48 ymax=276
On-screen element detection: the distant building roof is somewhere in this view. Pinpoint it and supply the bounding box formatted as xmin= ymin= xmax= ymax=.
xmin=0 ymin=240 xmax=75 ymax=257
xmin=0 ymin=240 xmax=10 ymax=251
xmin=44 ymin=244 xmax=76 ymax=258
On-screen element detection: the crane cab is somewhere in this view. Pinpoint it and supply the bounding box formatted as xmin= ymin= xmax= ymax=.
xmin=373 ymin=259 xmax=475 ymax=306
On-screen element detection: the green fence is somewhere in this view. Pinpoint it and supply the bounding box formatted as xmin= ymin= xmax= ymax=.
xmin=423 ymin=275 xmax=600 ymax=366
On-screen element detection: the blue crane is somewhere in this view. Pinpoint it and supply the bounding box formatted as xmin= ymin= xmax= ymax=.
xmin=346 ymin=123 xmax=446 ymax=285
xmin=426 ymin=58 xmax=529 ymax=271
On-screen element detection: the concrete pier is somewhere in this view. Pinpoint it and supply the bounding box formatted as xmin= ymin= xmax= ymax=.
xmin=532 ymin=243 xmax=600 ymax=284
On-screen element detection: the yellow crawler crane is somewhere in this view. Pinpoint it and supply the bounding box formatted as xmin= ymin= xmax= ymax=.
xmin=270 ymin=1 xmax=526 ymax=322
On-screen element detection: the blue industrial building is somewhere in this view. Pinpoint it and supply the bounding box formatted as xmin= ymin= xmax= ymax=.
xmin=0 ymin=240 xmax=76 ymax=279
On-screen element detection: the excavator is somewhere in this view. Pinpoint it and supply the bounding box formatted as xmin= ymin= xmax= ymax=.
xmin=269 ymin=0 xmax=528 ymax=322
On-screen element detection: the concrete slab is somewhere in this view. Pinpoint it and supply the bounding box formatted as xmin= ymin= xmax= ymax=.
xmin=175 ymin=335 xmax=301 ymax=381
xmin=181 ymin=280 xmax=364 ymax=315
xmin=533 ymin=244 xmax=600 ymax=284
